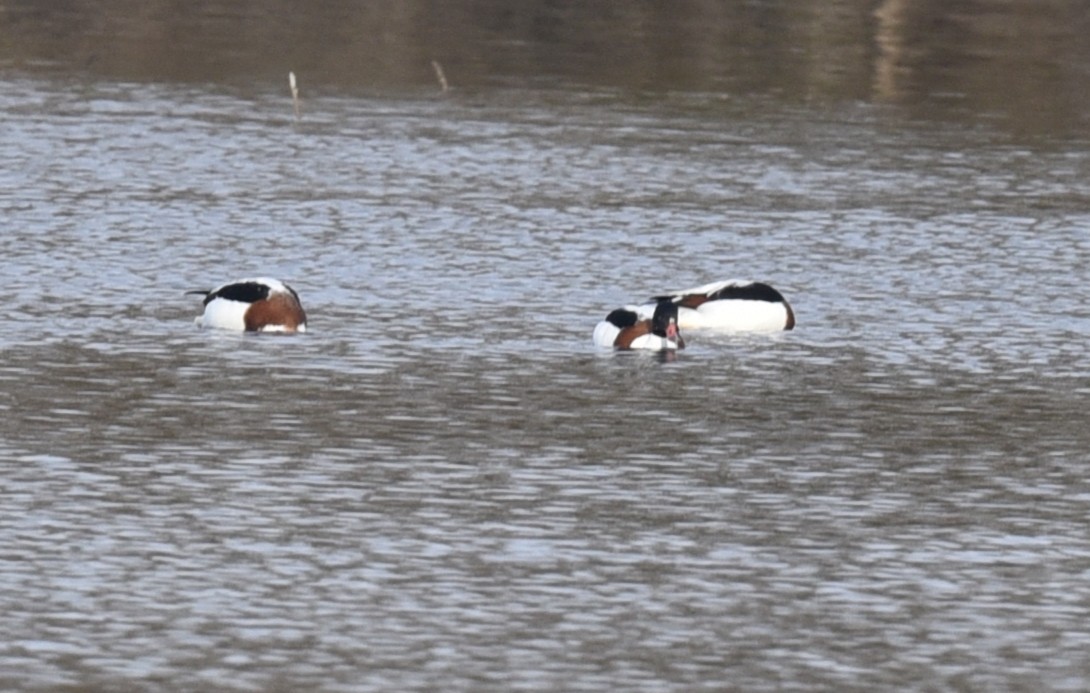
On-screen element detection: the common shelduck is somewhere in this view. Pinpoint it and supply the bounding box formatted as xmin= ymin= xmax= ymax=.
xmin=593 ymin=300 xmax=685 ymax=351
xmin=648 ymin=280 xmax=794 ymax=332
xmin=187 ymin=278 xmax=307 ymax=333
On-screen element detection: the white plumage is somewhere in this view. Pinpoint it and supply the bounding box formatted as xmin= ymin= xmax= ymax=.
xmin=644 ymin=279 xmax=794 ymax=332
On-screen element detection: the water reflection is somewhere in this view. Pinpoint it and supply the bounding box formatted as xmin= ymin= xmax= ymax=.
xmin=3 ymin=0 xmax=1090 ymax=132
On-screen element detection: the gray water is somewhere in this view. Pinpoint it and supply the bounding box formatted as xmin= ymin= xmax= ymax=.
xmin=3 ymin=3 xmax=1090 ymax=691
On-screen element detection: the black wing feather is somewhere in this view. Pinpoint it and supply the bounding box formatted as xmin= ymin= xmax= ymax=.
xmin=605 ymin=308 xmax=639 ymax=328
xmin=206 ymin=281 xmax=271 ymax=306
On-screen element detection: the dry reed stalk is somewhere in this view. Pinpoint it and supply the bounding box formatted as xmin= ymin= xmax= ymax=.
xmin=431 ymin=60 xmax=449 ymax=93
xmin=289 ymin=71 xmax=300 ymax=120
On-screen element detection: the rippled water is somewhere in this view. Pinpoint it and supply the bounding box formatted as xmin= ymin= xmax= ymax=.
xmin=2 ymin=74 xmax=1090 ymax=691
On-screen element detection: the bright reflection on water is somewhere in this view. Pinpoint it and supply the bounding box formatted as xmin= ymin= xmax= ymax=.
xmin=1 ymin=77 xmax=1090 ymax=691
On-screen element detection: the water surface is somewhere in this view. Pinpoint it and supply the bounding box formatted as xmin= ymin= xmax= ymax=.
xmin=2 ymin=3 xmax=1090 ymax=691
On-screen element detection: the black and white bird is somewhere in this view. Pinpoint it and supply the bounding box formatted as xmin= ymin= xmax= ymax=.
xmin=187 ymin=278 xmax=307 ymax=333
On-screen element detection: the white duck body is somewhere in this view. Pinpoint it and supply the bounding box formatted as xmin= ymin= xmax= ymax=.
xmin=649 ymin=279 xmax=794 ymax=332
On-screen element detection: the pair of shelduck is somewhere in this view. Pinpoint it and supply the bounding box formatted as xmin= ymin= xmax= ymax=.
xmin=187 ymin=277 xmax=794 ymax=350
xmin=592 ymin=279 xmax=795 ymax=351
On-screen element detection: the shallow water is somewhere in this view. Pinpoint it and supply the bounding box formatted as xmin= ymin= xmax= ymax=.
xmin=3 ymin=5 xmax=1090 ymax=690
